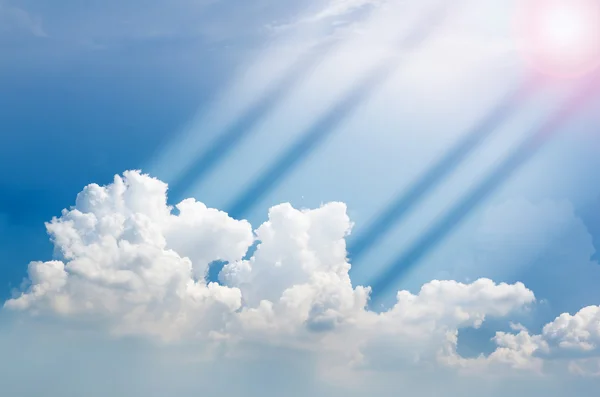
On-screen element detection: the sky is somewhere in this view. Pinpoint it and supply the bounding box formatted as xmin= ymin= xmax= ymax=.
xmin=2 ymin=0 xmax=600 ymax=395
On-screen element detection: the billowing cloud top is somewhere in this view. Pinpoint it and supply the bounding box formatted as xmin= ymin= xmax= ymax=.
xmin=4 ymin=171 xmax=600 ymax=378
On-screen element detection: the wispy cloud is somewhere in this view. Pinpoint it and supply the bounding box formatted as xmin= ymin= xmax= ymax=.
xmin=268 ymin=0 xmax=385 ymax=32
xmin=306 ymin=0 xmax=385 ymax=22
xmin=0 ymin=1 xmax=47 ymax=37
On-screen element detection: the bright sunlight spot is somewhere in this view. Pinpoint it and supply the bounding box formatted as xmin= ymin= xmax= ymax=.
xmin=517 ymin=0 xmax=600 ymax=78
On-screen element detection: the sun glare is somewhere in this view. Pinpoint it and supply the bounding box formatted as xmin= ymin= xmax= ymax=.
xmin=517 ymin=0 xmax=600 ymax=78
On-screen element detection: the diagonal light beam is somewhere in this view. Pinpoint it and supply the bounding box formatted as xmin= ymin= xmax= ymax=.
xmin=347 ymin=81 xmax=536 ymax=263
xmin=167 ymin=41 xmax=337 ymax=202
xmin=226 ymin=2 xmax=455 ymax=220
xmin=368 ymin=75 xmax=599 ymax=304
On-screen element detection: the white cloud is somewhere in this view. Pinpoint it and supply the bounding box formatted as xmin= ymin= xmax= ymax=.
xmin=4 ymin=170 xmax=599 ymax=383
xmin=543 ymin=306 xmax=600 ymax=352
xmin=0 ymin=1 xmax=47 ymax=37
xmin=268 ymin=0 xmax=388 ymax=33
xmin=442 ymin=329 xmax=549 ymax=375
xmin=447 ymin=305 xmax=600 ymax=377
xmin=306 ymin=0 xmax=384 ymax=23
xmin=5 ymin=171 xmax=253 ymax=340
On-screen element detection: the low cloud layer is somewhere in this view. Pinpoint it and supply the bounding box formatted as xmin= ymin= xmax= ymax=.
xmin=4 ymin=171 xmax=600 ymax=382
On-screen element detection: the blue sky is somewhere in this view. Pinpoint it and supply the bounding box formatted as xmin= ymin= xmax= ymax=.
xmin=2 ymin=0 xmax=600 ymax=395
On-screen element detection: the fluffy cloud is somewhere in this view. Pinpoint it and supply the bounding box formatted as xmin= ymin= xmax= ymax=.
xmin=5 ymin=171 xmax=253 ymax=340
xmin=441 ymin=305 xmax=600 ymax=377
xmin=4 ymin=170 xmax=598 ymax=379
xmin=442 ymin=328 xmax=549 ymax=375
xmin=543 ymin=306 xmax=600 ymax=352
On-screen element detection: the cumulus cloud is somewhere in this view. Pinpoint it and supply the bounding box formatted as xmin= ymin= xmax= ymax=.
xmin=5 ymin=171 xmax=253 ymax=340
xmin=442 ymin=328 xmax=549 ymax=375
xmin=443 ymin=305 xmax=600 ymax=377
xmin=4 ymin=170 xmax=598 ymax=379
xmin=543 ymin=306 xmax=600 ymax=352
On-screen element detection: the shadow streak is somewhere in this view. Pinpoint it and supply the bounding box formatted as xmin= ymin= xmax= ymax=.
xmin=368 ymin=76 xmax=599 ymax=303
xmin=226 ymin=3 xmax=455 ymax=219
xmin=168 ymin=41 xmax=337 ymax=201
xmin=347 ymin=82 xmax=534 ymax=262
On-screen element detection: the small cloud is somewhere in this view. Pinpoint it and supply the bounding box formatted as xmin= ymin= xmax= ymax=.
xmin=509 ymin=322 xmax=528 ymax=332
xmin=305 ymin=0 xmax=384 ymax=23
xmin=268 ymin=0 xmax=384 ymax=32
